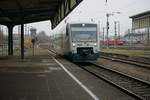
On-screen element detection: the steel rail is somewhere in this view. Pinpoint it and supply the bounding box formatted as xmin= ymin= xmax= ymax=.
xmin=92 ymin=62 xmax=150 ymax=85
xmin=101 ymin=56 xmax=150 ymax=69
xmin=101 ymin=52 xmax=150 ymax=65
xmin=75 ymin=62 xmax=150 ymax=100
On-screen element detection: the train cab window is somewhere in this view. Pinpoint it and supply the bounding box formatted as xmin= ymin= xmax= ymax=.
xmin=71 ymin=27 xmax=97 ymax=42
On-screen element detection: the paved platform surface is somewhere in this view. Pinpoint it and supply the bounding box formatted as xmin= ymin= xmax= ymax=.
xmin=0 ymin=55 xmax=136 ymax=100
xmin=0 ymin=56 xmax=92 ymax=100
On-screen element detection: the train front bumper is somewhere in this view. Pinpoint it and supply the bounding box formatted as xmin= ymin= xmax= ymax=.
xmin=68 ymin=52 xmax=100 ymax=62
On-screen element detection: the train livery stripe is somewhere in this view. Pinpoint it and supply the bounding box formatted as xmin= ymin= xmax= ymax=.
xmin=52 ymin=57 xmax=100 ymax=100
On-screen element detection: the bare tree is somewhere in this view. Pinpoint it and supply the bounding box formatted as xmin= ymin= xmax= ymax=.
xmin=36 ymin=31 xmax=50 ymax=43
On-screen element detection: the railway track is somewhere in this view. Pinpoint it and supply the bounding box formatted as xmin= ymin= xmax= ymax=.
xmin=47 ymin=48 xmax=150 ymax=100
xmin=76 ymin=62 xmax=150 ymax=100
xmin=100 ymin=56 xmax=150 ymax=69
xmin=101 ymin=52 xmax=150 ymax=65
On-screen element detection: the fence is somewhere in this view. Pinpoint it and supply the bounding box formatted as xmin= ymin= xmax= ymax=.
xmin=0 ymin=44 xmax=7 ymax=56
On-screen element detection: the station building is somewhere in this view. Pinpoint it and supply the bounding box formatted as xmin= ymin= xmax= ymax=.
xmin=130 ymin=10 xmax=150 ymax=45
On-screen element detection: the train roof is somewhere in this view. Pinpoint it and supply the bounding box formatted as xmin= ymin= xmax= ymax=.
xmin=67 ymin=22 xmax=98 ymax=25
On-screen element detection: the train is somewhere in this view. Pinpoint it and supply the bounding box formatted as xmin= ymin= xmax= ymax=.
xmin=50 ymin=22 xmax=100 ymax=62
xmin=104 ymin=40 xmax=124 ymax=45
xmin=104 ymin=40 xmax=141 ymax=45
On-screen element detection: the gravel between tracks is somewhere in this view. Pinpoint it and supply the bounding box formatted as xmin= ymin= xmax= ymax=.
xmin=97 ymin=58 xmax=150 ymax=82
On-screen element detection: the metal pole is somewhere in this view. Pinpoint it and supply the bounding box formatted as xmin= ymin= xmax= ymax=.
xmin=131 ymin=20 xmax=133 ymax=46
xmin=28 ymin=27 xmax=30 ymax=39
xmin=131 ymin=29 xmax=133 ymax=46
xmin=21 ymin=24 xmax=24 ymax=59
xmin=102 ymin=27 xmax=105 ymax=46
xmin=106 ymin=14 xmax=109 ymax=49
xmin=118 ymin=22 xmax=120 ymax=40
xmin=114 ymin=21 xmax=117 ymax=40
xmin=98 ymin=21 xmax=101 ymax=49
xmin=114 ymin=21 xmax=117 ymax=48
xmin=128 ymin=29 xmax=130 ymax=45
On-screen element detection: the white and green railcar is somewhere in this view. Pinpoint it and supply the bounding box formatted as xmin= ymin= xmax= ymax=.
xmin=52 ymin=22 xmax=100 ymax=62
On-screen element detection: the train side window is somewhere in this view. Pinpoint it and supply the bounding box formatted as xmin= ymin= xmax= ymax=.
xmin=66 ymin=27 xmax=69 ymax=36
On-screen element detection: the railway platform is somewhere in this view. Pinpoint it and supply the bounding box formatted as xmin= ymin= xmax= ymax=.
xmin=0 ymin=54 xmax=136 ymax=100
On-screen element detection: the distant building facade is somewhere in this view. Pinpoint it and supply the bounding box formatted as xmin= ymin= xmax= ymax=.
xmin=129 ymin=10 xmax=150 ymax=45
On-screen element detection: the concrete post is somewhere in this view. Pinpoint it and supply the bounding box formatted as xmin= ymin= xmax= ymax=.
xmin=21 ymin=23 xmax=24 ymax=59
xmin=8 ymin=25 xmax=14 ymax=56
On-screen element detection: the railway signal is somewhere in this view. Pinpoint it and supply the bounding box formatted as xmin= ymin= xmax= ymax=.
xmin=30 ymin=27 xmax=37 ymax=56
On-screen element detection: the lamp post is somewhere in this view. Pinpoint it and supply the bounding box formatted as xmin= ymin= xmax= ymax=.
xmin=106 ymin=12 xmax=120 ymax=49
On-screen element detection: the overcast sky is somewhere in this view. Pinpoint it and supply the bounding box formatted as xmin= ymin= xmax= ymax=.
xmin=12 ymin=0 xmax=150 ymax=36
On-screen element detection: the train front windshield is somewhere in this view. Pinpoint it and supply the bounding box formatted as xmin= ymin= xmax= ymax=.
xmin=71 ymin=26 xmax=97 ymax=42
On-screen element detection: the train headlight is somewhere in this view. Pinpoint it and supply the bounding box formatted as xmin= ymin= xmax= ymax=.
xmin=72 ymin=43 xmax=76 ymax=47
xmin=94 ymin=43 xmax=97 ymax=46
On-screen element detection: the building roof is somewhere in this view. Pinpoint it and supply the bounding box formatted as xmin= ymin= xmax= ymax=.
xmin=129 ymin=10 xmax=150 ymax=19
xmin=0 ymin=0 xmax=82 ymax=28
